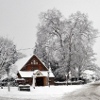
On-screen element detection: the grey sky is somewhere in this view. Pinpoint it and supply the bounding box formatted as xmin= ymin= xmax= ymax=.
xmin=0 ymin=0 xmax=100 ymax=66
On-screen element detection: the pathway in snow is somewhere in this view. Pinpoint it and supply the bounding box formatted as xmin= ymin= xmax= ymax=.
xmin=62 ymin=81 xmax=100 ymax=100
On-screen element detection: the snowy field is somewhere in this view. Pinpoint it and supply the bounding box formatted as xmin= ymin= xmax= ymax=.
xmin=0 ymin=82 xmax=100 ymax=100
xmin=0 ymin=85 xmax=82 ymax=100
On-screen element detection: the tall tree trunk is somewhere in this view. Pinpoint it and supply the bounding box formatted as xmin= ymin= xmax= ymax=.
xmin=6 ymin=68 xmax=10 ymax=92
xmin=66 ymin=42 xmax=72 ymax=85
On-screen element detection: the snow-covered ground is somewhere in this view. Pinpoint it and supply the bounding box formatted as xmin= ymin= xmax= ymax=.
xmin=0 ymin=85 xmax=82 ymax=100
xmin=0 ymin=81 xmax=100 ymax=100
xmin=62 ymin=81 xmax=100 ymax=100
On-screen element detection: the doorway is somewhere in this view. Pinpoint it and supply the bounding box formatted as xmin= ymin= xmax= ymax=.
xmin=36 ymin=77 xmax=44 ymax=86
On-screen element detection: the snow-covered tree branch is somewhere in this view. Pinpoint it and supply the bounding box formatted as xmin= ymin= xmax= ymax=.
xmin=34 ymin=9 xmax=98 ymax=81
xmin=0 ymin=37 xmax=18 ymax=78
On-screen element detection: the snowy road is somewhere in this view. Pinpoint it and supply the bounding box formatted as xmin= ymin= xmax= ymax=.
xmin=62 ymin=81 xmax=100 ymax=100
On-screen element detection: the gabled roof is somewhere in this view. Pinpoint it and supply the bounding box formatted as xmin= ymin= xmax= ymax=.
xmin=15 ymin=55 xmax=48 ymax=72
xmin=15 ymin=55 xmax=54 ymax=78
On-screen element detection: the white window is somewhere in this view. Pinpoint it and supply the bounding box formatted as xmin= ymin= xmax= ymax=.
xmin=33 ymin=60 xmax=38 ymax=65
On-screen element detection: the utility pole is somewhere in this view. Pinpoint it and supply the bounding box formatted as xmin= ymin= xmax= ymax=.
xmin=48 ymin=63 xmax=50 ymax=87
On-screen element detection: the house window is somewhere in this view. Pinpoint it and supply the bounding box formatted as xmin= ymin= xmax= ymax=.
xmin=31 ymin=60 xmax=38 ymax=65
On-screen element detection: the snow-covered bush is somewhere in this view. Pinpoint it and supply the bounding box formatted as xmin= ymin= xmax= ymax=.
xmin=0 ymin=37 xmax=18 ymax=78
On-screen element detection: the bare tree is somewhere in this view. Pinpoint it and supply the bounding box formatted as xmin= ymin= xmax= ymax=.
xmin=35 ymin=9 xmax=67 ymax=67
xmin=66 ymin=12 xmax=98 ymax=79
xmin=0 ymin=37 xmax=18 ymax=91
xmin=34 ymin=9 xmax=98 ymax=81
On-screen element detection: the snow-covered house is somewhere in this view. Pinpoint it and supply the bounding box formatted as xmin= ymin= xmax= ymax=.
xmin=15 ymin=55 xmax=54 ymax=86
xmin=82 ymin=70 xmax=97 ymax=82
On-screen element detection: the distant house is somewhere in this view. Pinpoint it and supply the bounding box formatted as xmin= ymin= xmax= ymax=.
xmin=16 ymin=55 xmax=54 ymax=86
xmin=82 ymin=70 xmax=97 ymax=82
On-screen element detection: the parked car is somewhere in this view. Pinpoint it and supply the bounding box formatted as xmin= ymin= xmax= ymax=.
xmin=0 ymin=77 xmax=18 ymax=87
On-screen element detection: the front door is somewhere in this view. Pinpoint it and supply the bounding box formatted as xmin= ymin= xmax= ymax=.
xmin=36 ymin=77 xmax=44 ymax=86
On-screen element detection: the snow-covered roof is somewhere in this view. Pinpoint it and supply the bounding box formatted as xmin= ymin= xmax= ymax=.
xmin=15 ymin=55 xmax=32 ymax=71
xmin=15 ymin=55 xmax=54 ymax=78
xmin=82 ymin=70 xmax=96 ymax=80
xmin=15 ymin=78 xmax=25 ymax=81
xmin=19 ymin=70 xmax=54 ymax=78
xmin=83 ymin=70 xmax=95 ymax=75
xmin=41 ymin=71 xmax=54 ymax=77
xmin=19 ymin=71 xmax=34 ymax=78
xmin=15 ymin=55 xmax=48 ymax=71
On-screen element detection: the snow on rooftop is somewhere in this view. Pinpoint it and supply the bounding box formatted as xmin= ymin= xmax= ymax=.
xmin=19 ymin=71 xmax=54 ymax=78
xmin=82 ymin=70 xmax=96 ymax=80
xmin=42 ymin=71 xmax=54 ymax=77
xmin=83 ymin=70 xmax=95 ymax=75
xmin=15 ymin=78 xmax=25 ymax=80
xmin=19 ymin=71 xmax=34 ymax=78
xmin=15 ymin=55 xmax=32 ymax=71
xmin=14 ymin=55 xmax=54 ymax=78
xmin=15 ymin=55 xmax=48 ymax=71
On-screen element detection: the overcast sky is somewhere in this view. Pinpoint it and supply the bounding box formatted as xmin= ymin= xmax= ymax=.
xmin=0 ymin=0 xmax=100 ymax=66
